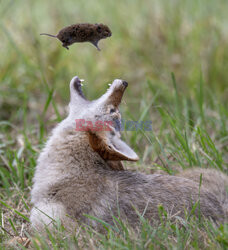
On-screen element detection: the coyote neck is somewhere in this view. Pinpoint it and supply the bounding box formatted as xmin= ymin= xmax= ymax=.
xmin=31 ymin=123 xmax=109 ymax=205
xmin=41 ymin=131 xmax=106 ymax=172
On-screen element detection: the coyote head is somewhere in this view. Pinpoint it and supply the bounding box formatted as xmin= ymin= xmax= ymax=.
xmin=68 ymin=76 xmax=139 ymax=169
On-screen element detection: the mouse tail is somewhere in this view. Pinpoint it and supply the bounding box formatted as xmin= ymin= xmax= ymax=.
xmin=40 ymin=33 xmax=57 ymax=38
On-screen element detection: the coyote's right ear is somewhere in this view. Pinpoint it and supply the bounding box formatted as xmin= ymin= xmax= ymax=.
xmin=88 ymin=130 xmax=139 ymax=162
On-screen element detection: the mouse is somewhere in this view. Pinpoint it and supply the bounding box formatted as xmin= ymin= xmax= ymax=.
xmin=40 ymin=23 xmax=112 ymax=50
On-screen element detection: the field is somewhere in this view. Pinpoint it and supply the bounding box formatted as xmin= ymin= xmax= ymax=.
xmin=0 ymin=0 xmax=228 ymax=248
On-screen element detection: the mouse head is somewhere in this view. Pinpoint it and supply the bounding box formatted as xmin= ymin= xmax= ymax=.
xmin=69 ymin=76 xmax=139 ymax=164
xmin=95 ymin=23 xmax=112 ymax=39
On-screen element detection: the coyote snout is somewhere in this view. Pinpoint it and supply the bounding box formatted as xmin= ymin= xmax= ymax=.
xmin=30 ymin=75 xmax=228 ymax=232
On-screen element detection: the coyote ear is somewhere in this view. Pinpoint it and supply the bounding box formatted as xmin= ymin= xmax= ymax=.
xmin=88 ymin=131 xmax=139 ymax=162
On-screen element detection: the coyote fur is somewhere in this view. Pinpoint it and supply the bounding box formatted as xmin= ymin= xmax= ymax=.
xmin=30 ymin=76 xmax=228 ymax=231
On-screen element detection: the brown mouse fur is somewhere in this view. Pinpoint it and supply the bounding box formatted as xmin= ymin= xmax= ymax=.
xmin=40 ymin=23 xmax=112 ymax=50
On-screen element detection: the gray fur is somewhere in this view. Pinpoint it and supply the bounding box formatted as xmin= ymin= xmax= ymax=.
xmin=30 ymin=76 xmax=227 ymax=232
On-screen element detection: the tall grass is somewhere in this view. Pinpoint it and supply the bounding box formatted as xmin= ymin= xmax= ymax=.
xmin=0 ymin=0 xmax=227 ymax=248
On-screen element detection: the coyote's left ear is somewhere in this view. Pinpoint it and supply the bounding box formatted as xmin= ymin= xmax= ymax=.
xmin=88 ymin=130 xmax=139 ymax=162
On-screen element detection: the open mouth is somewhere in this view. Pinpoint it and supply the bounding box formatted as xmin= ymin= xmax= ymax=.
xmin=105 ymin=79 xmax=128 ymax=107
xmin=108 ymin=79 xmax=128 ymax=91
xmin=71 ymin=76 xmax=128 ymax=107
xmin=72 ymin=77 xmax=86 ymax=99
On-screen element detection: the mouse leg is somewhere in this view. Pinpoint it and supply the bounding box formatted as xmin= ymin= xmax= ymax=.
xmin=91 ymin=40 xmax=101 ymax=51
xmin=62 ymin=43 xmax=69 ymax=50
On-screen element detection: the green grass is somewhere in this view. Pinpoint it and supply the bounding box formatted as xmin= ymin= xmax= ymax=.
xmin=0 ymin=0 xmax=228 ymax=248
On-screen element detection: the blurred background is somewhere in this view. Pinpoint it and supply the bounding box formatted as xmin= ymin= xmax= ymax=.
xmin=0 ymin=0 xmax=227 ymax=171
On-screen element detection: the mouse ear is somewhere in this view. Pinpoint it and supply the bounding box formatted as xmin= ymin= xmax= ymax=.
xmin=96 ymin=25 xmax=102 ymax=33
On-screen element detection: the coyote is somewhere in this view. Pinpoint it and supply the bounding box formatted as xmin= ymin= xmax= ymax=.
xmin=30 ymin=76 xmax=228 ymax=231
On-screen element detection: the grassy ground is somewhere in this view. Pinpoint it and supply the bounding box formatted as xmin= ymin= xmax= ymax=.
xmin=0 ymin=0 xmax=228 ymax=248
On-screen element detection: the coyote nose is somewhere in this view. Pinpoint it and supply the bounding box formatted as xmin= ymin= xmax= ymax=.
xmin=122 ymin=81 xmax=128 ymax=87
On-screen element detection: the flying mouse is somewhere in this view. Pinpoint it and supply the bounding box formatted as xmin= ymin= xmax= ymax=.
xmin=40 ymin=23 xmax=112 ymax=50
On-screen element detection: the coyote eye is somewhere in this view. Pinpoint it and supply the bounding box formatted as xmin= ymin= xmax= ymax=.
xmin=110 ymin=108 xmax=116 ymax=113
